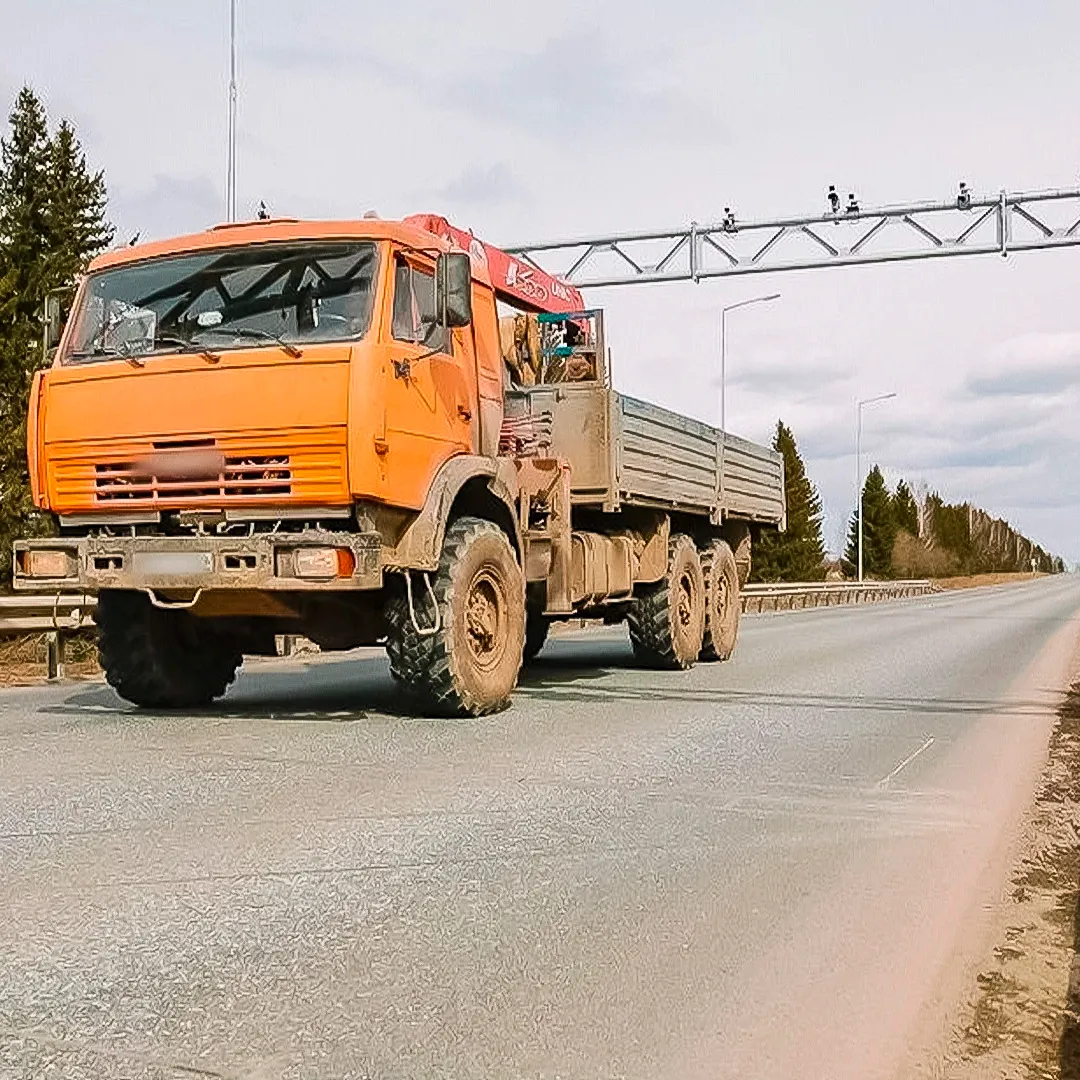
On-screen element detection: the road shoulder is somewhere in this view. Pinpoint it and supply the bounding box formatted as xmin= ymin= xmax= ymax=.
xmin=903 ymin=618 xmax=1080 ymax=1078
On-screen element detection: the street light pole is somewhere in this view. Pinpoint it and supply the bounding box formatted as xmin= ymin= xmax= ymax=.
xmin=720 ymin=293 xmax=780 ymax=431
xmin=856 ymin=392 xmax=897 ymax=582
xmin=226 ymin=0 xmax=238 ymax=222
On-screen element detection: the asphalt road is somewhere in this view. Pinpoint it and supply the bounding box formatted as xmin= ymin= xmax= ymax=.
xmin=2 ymin=576 xmax=1080 ymax=1080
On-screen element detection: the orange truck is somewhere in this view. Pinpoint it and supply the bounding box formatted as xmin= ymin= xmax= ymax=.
xmin=14 ymin=214 xmax=785 ymax=715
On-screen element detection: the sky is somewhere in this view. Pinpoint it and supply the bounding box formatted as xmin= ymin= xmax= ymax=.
xmin=2 ymin=0 xmax=1079 ymax=560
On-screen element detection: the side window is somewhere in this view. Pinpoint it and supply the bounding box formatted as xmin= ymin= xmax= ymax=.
xmin=391 ymin=257 xmax=448 ymax=353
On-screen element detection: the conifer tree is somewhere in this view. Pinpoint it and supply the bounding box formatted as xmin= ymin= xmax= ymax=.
xmin=892 ymin=479 xmax=918 ymax=535
xmin=0 ymin=87 xmax=112 ymax=582
xmin=751 ymin=419 xmax=826 ymax=581
xmin=843 ymin=465 xmax=896 ymax=578
xmin=44 ymin=119 xmax=111 ymax=285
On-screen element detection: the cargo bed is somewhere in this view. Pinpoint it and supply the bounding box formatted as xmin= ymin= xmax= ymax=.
xmin=504 ymin=383 xmax=785 ymax=527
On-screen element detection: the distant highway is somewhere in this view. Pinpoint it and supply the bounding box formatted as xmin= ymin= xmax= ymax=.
xmin=2 ymin=577 xmax=1078 ymax=1080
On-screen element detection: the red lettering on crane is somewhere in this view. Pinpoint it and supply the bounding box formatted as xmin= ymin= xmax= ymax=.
xmin=403 ymin=213 xmax=585 ymax=314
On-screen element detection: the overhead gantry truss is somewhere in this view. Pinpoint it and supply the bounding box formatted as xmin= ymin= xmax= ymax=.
xmin=504 ymin=186 xmax=1080 ymax=287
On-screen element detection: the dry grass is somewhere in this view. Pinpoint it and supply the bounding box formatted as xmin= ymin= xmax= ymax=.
xmin=936 ymin=572 xmax=1050 ymax=591
xmin=0 ymin=631 xmax=100 ymax=686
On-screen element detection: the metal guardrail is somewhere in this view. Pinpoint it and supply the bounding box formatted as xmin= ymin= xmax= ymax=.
xmin=0 ymin=592 xmax=96 ymax=633
xmin=0 ymin=580 xmax=937 ymax=681
xmin=741 ymin=579 xmax=936 ymax=613
xmin=0 ymin=593 xmax=96 ymax=680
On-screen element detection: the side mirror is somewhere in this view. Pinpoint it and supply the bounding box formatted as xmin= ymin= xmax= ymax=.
xmin=436 ymin=251 xmax=472 ymax=329
xmin=43 ymin=293 xmax=64 ymax=352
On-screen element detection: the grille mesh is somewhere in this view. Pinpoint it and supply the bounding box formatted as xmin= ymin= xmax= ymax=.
xmin=95 ymin=455 xmax=292 ymax=502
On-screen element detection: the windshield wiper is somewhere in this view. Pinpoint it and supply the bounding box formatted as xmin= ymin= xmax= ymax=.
xmin=209 ymin=326 xmax=303 ymax=358
xmin=68 ymin=345 xmax=146 ymax=368
xmin=154 ymin=334 xmax=222 ymax=363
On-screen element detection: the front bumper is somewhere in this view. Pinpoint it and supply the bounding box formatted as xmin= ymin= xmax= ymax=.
xmin=12 ymin=531 xmax=383 ymax=594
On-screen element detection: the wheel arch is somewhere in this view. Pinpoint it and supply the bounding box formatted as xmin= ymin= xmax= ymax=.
xmin=379 ymin=454 xmax=522 ymax=572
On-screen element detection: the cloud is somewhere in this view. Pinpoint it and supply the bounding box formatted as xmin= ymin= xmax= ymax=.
xmin=436 ymin=163 xmax=529 ymax=207
xmin=965 ymin=365 xmax=1080 ymax=397
xmin=254 ymin=29 xmax=723 ymax=146
xmin=990 ymin=331 xmax=1080 ymax=364
xmin=730 ymin=355 xmax=853 ymax=396
xmin=109 ymin=174 xmax=223 ymax=243
xmin=961 ymin=332 xmax=1080 ymax=398
xmin=437 ymin=30 xmax=723 ymax=143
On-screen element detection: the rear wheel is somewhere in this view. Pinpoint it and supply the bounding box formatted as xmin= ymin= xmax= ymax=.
xmin=385 ymin=516 xmax=525 ymax=716
xmin=700 ymin=540 xmax=740 ymax=661
xmin=626 ymin=534 xmax=705 ymax=670
xmin=95 ymin=590 xmax=243 ymax=708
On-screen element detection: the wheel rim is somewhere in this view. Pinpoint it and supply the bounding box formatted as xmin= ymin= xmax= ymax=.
xmin=676 ymin=569 xmax=697 ymax=638
xmin=465 ymin=567 xmax=507 ymax=671
xmin=714 ymin=568 xmax=729 ymax=624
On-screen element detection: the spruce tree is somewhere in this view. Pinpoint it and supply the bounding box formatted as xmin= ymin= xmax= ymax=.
xmin=0 ymin=87 xmax=112 ymax=584
xmin=843 ymin=465 xmax=896 ymax=578
xmin=751 ymin=419 xmax=826 ymax=581
xmin=44 ymin=119 xmax=112 ymax=286
xmin=892 ymin=480 xmax=918 ymax=535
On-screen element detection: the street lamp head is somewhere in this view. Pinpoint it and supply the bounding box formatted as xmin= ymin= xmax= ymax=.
xmin=858 ymin=391 xmax=897 ymax=409
xmin=723 ymin=292 xmax=781 ymax=315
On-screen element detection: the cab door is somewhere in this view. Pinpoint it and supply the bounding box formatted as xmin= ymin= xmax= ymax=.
xmin=380 ymin=253 xmax=472 ymax=509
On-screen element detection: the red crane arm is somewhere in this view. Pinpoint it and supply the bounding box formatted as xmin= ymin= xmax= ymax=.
xmin=403 ymin=213 xmax=585 ymax=314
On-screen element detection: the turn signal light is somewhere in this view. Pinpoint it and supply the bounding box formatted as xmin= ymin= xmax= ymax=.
xmin=294 ymin=547 xmax=355 ymax=580
xmin=21 ymin=549 xmax=72 ymax=578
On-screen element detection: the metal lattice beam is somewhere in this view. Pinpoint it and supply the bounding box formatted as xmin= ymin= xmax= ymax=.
xmin=505 ymin=187 xmax=1080 ymax=287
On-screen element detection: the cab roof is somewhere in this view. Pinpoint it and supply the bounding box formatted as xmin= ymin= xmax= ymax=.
xmin=89 ymin=217 xmax=493 ymax=288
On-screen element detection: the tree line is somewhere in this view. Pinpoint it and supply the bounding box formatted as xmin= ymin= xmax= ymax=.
xmin=0 ymin=87 xmax=112 ymax=583
xmin=843 ymin=467 xmax=1062 ymax=579
xmin=750 ymin=420 xmax=1063 ymax=582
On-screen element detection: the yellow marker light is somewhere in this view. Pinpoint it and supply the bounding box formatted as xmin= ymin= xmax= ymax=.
xmin=24 ymin=550 xmax=72 ymax=578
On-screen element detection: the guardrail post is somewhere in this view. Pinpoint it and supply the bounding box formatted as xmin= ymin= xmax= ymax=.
xmin=46 ymin=630 xmax=65 ymax=681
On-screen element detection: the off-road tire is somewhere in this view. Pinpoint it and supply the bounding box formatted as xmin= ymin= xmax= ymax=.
xmin=95 ymin=590 xmax=243 ymax=708
xmin=385 ymin=517 xmax=525 ymax=716
xmin=626 ymin=534 xmax=706 ymax=670
xmin=700 ymin=539 xmax=740 ymax=661
xmin=523 ymin=610 xmax=551 ymax=664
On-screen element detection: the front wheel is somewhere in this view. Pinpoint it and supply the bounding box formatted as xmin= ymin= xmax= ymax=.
xmin=385 ymin=517 xmax=525 ymax=716
xmin=95 ymin=590 xmax=243 ymax=708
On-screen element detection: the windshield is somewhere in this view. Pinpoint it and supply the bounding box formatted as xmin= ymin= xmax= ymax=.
xmin=63 ymin=240 xmax=379 ymax=364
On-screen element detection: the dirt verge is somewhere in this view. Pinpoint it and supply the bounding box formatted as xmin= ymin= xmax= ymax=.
xmin=928 ymin=666 xmax=1080 ymax=1078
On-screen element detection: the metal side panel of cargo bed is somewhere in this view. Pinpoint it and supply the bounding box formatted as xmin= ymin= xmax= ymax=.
xmin=503 ymin=384 xmax=784 ymax=525
xmin=719 ymin=430 xmax=785 ymax=527
xmin=614 ymin=394 xmax=718 ymax=515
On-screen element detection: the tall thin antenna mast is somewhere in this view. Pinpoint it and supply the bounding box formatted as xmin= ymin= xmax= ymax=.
xmin=226 ymin=0 xmax=238 ymax=222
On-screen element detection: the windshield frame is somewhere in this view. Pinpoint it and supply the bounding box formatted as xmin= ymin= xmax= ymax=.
xmin=60 ymin=238 xmax=383 ymax=366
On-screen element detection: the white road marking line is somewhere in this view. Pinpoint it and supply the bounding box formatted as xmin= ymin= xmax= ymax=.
xmin=877 ymin=735 xmax=936 ymax=788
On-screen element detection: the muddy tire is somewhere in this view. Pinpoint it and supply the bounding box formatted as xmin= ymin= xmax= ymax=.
xmin=700 ymin=539 xmax=740 ymax=661
xmin=385 ymin=516 xmax=525 ymax=716
xmin=523 ymin=610 xmax=551 ymax=664
xmin=95 ymin=590 xmax=243 ymax=708
xmin=627 ymin=534 xmax=706 ymax=670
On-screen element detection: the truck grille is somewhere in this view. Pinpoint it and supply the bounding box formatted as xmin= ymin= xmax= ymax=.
xmin=95 ymin=455 xmax=292 ymax=502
